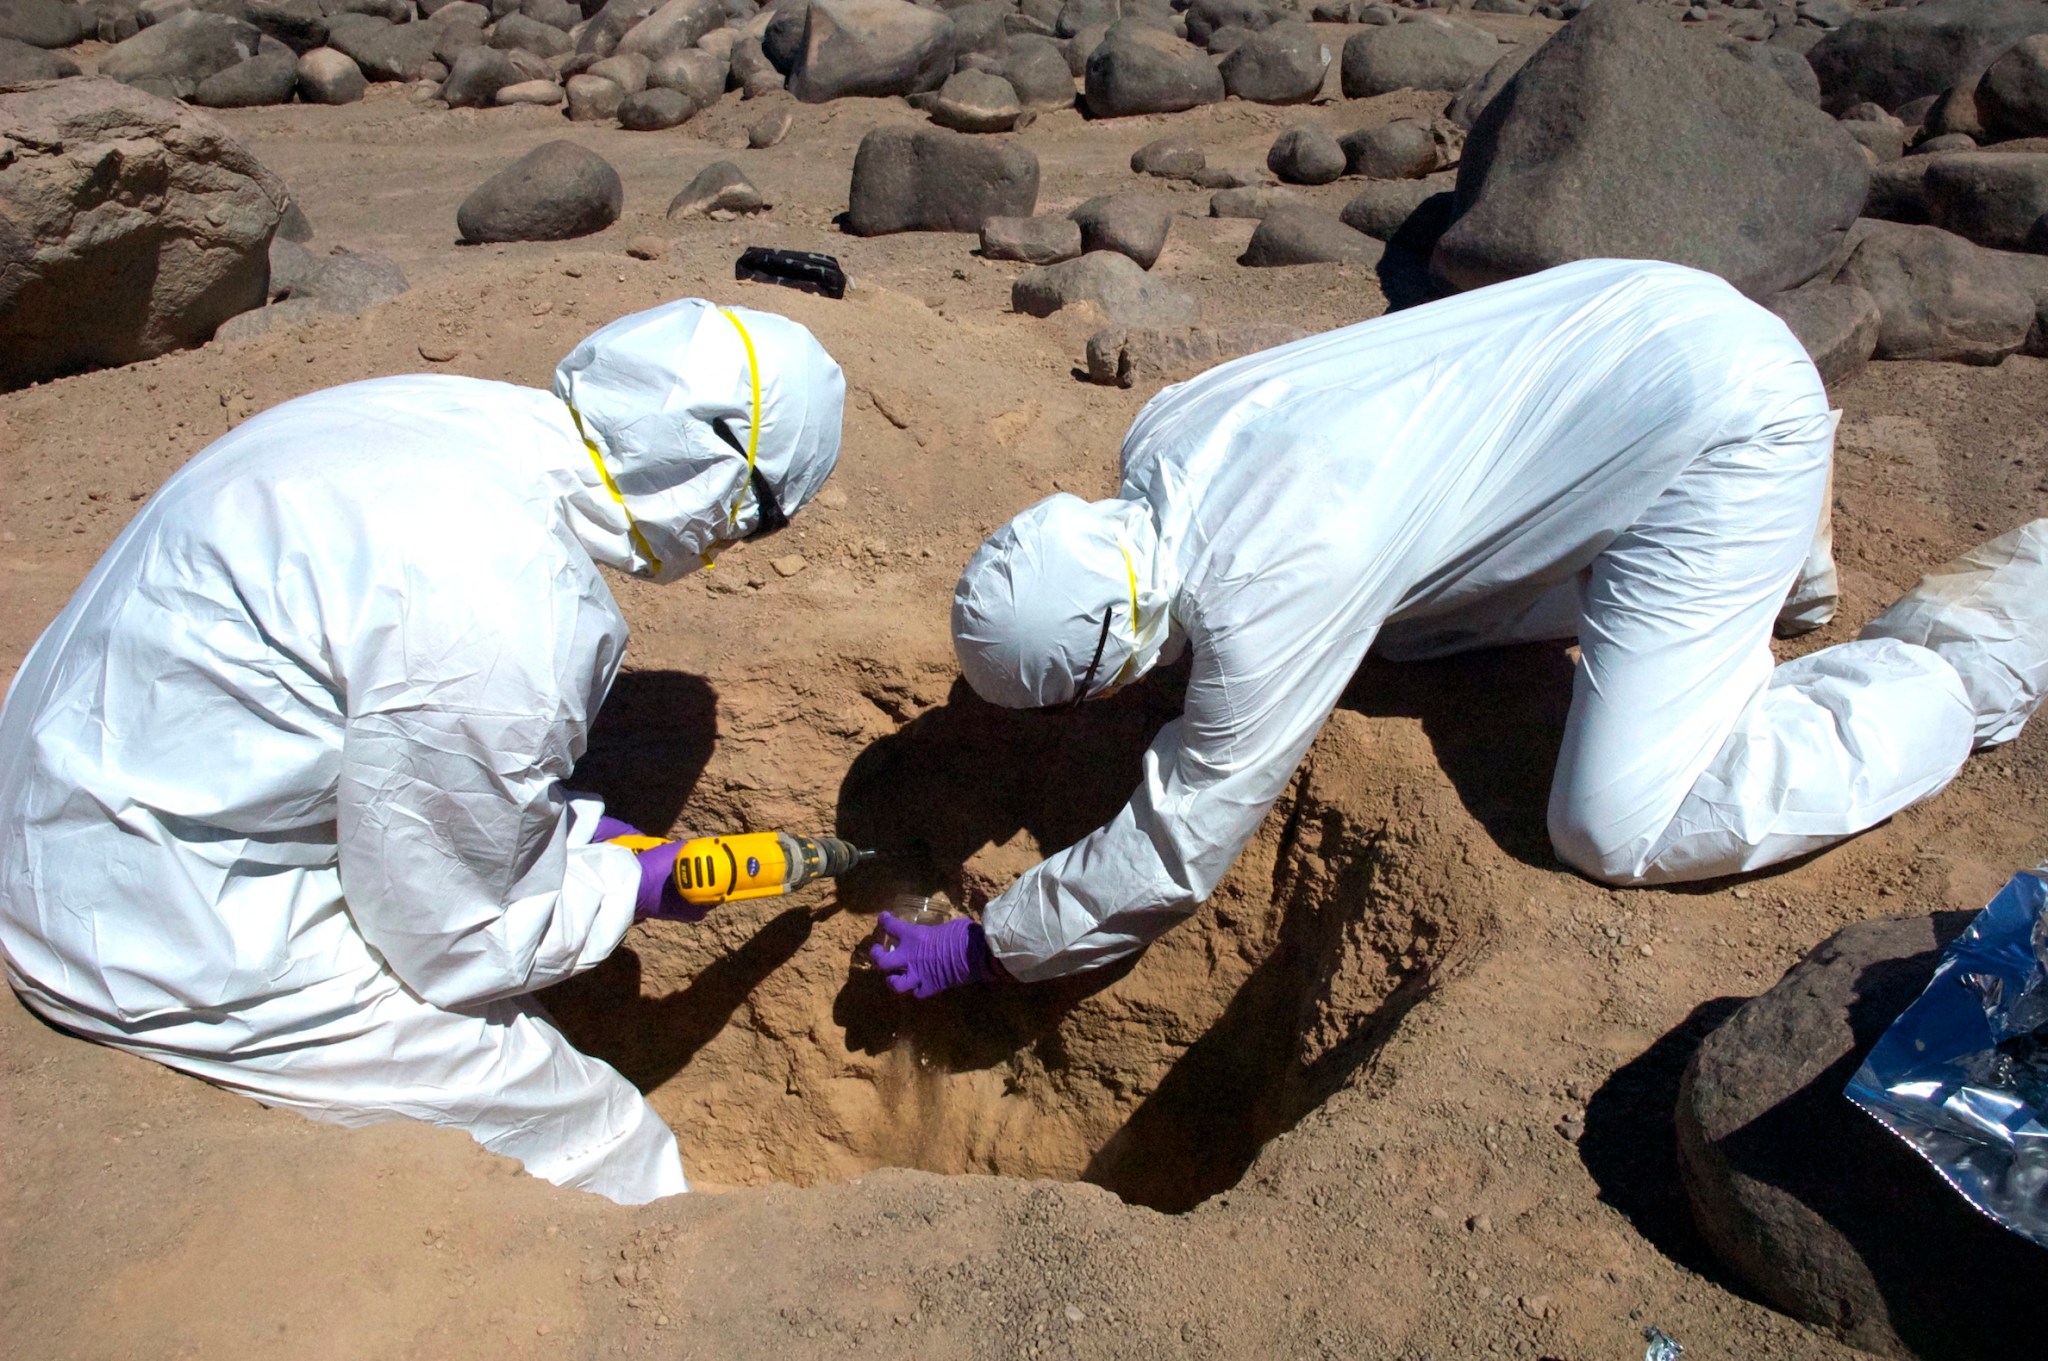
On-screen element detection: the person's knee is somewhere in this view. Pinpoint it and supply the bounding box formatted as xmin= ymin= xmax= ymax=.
xmin=1546 ymin=799 xmax=1650 ymax=886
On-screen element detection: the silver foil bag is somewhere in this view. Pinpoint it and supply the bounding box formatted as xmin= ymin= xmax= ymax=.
xmin=1847 ymin=869 xmax=2048 ymax=1247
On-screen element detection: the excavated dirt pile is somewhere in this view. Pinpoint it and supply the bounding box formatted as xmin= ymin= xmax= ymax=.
xmin=549 ymin=674 xmax=1517 ymax=1209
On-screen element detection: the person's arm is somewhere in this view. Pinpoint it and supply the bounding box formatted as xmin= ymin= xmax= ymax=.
xmin=983 ymin=609 xmax=1374 ymax=983
xmin=333 ymin=534 xmax=641 ymax=1010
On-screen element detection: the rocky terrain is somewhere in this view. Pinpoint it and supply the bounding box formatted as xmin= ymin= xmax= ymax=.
xmin=4 ymin=0 xmax=2048 ymax=1357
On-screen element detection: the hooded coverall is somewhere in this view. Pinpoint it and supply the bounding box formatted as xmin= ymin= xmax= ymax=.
xmin=953 ymin=260 xmax=2017 ymax=983
xmin=0 ymin=299 xmax=846 ymax=1203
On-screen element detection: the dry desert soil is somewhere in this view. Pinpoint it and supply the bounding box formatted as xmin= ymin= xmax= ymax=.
xmin=5 ymin=40 xmax=2048 ymax=1361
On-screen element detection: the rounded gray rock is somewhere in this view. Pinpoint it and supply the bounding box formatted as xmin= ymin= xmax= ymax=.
xmin=618 ymin=84 xmax=694 ymax=127
xmin=1084 ymin=23 xmax=1224 ymax=118
xmin=0 ymin=79 xmax=285 ymax=389
xmin=1183 ymin=0 xmax=1269 ymax=47
xmin=0 ymin=0 xmax=92 ymax=48
xmin=1433 ymin=1 xmax=1869 ymax=300
xmin=1219 ymin=20 xmax=1327 ymax=105
xmin=1266 ymin=123 xmax=1344 ymax=185
xmin=456 ymin=140 xmax=624 ymax=243
xmin=1677 ymin=913 xmax=2048 ymax=1360
xmin=1921 ymin=152 xmax=2048 ymax=252
xmin=647 ymin=46 xmax=725 ymax=104
xmin=1977 ymin=32 xmax=2048 ymax=141
xmin=1010 ymin=250 xmax=1200 ymax=325
xmin=666 ymin=159 xmax=768 ymax=217
xmin=1001 ymin=34 xmax=1074 ymax=109
xmin=0 ymin=33 xmax=78 ymax=81
xmin=1835 ymin=218 xmax=2035 ymax=362
xmin=845 ymin=123 xmax=1038 ymax=235
xmin=566 ymin=71 xmax=625 ymax=120
xmin=98 ymin=11 xmax=262 ymax=99
xmin=928 ymin=68 xmax=1026 ymax=132
xmin=1339 ymin=117 xmax=1450 ymax=179
xmin=1239 ymin=204 xmax=1384 ymax=266
xmin=489 ymin=12 xmax=571 ymax=57
xmin=1806 ymin=1 xmax=2048 ymax=117
xmin=979 ymin=213 xmax=1082 ymax=264
xmin=192 ymin=50 xmax=299 ymax=106
xmin=295 ymin=45 xmax=366 ymax=102
xmin=1339 ymin=15 xmax=1497 ymax=99
xmin=1069 ymin=192 xmax=1172 ymax=269
xmin=440 ymin=44 xmax=518 ymax=106
xmin=1132 ymin=133 xmax=1205 ymax=179
xmin=788 ymin=0 xmax=955 ymax=104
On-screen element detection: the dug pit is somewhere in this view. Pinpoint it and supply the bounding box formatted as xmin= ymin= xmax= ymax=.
xmin=547 ymin=647 xmax=1568 ymax=1211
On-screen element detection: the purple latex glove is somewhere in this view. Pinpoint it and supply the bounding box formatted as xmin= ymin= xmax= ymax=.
xmin=594 ymin=814 xmax=641 ymax=842
xmin=869 ymin=914 xmax=994 ymax=999
xmin=629 ymin=841 xmax=711 ymax=922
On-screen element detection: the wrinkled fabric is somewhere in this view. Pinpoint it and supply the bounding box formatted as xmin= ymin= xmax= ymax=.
xmin=556 ymin=299 xmax=846 ymax=580
xmin=0 ymin=300 xmax=845 ymax=1202
xmin=957 ymin=260 xmax=1980 ymax=981
xmin=1860 ymin=520 xmax=2048 ymax=749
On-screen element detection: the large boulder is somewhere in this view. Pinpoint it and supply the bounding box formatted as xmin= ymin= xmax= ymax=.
xmin=1084 ymin=23 xmax=1224 ymax=117
xmin=1976 ymin=32 xmax=2048 ymax=139
xmin=326 ymin=13 xmax=441 ymax=82
xmin=1719 ymin=37 xmax=1822 ymax=106
xmin=1432 ymin=1 xmax=1869 ymax=300
xmin=788 ymin=0 xmax=953 ymax=103
xmin=0 ymin=0 xmax=92 ymax=48
xmin=295 ymin=45 xmax=365 ymax=102
xmin=191 ymin=49 xmax=299 ymax=105
xmin=614 ymin=0 xmax=724 ymax=61
xmin=246 ymin=0 xmax=328 ymax=53
xmin=1676 ymin=914 xmax=2048 ymax=1360
xmin=97 ymin=10 xmax=261 ymax=98
xmin=0 ymin=80 xmax=285 ymax=390
xmin=1069 ymin=192 xmax=1172 ymax=269
xmin=1218 ymin=20 xmax=1329 ymax=104
xmin=1339 ymin=14 xmax=1498 ymax=98
xmin=1834 ymin=218 xmax=2036 ymax=362
xmin=1765 ymin=280 xmax=1882 ymax=386
xmin=666 ymin=159 xmax=769 ymax=217
xmin=1183 ymin=0 xmax=1270 ymax=47
xmin=578 ymin=0 xmax=662 ymax=58
xmin=1445 ymin=43 xmax=1533 ymax=130
xmin=845 ymin=124 xmax=1037 ymax=234
xmin=927 ymin=69 xmax=1027 ymax=132
xmin=489 ymin=12 xmax=572 ymax=58
xmin=1339 ymin=169 xmax=1456 ymax=238
xmin=441 ymin=43 xmax=520 ymax=105
xmin=1805 ymin=0 xmax=2048 ymax=116
xmin=1001 ymin=34 xmax=1074 ymax=109
xmin=1010 ymin=250 xmax=1200 ymax=325
xmin=980 ymin=212 xmax=1082 ymax=264
xmin=0 ymin=32 xmax=79 ymax=80
xmin=1240 ymin=204 xmax=1385 ymax=266
xmin=1268 ymin=122 xmax=1344 ymax=184
xmin=1084 ymin=321 xmax=1309 ymax=387
xmin=1339 ymin=116 xmax=1452 ymax=179
xmin=1921 ymin=151 xmax=2048 ymax=250
xmin=456 ymin=140 xmax=623 ymax=244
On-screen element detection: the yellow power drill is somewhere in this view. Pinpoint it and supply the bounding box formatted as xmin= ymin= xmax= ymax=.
xmin=608 ymin=831 xmax=875 ymax=909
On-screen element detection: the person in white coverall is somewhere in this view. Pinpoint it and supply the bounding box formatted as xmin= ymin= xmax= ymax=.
xmin=867 ymin=259 xmax=2048 ymax=997
xmin=0 ymin=299 xmax=847 ymax=1203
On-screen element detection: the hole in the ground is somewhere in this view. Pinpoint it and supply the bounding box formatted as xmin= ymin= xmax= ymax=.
xmin=546 ymin=646 xmax=1569 ymax=1210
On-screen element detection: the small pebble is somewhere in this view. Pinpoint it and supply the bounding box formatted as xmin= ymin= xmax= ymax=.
xmin=1467 ymin=1213 xmax=1492 ymax=1233
xmin=1064 ymin=1304 xmax=1084 ymax=1324
xmin=770 ymin=553 xmax=807 ymax=578
xmin=1640 ymin=943 xmax=1654 ymax=957
xmin=419 ymin=341 xmax=460 ymax=363
xmin=626 ymin=235 xmax=668 ymax=261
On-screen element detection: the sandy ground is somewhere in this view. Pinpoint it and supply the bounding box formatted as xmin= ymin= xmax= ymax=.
xmin=5 ymin=34 xmax=2048 ymax=1361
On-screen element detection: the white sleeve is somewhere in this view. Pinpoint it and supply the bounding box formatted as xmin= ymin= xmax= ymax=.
xmin=982 ymin=613 xmax=1372 ymax=982
xmin=334 ymin=533 xmax=641 ymax=1010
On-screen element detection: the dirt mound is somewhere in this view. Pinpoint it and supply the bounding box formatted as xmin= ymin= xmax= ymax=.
xmin=550 ymin=677 xmax=1509 ymax=1208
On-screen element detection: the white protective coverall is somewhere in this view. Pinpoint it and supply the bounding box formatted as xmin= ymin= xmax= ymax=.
xmin=954 ymin=260 xmax=2044 ymax=983
xmin=0 ymin=299 xmax=846 ymax=1203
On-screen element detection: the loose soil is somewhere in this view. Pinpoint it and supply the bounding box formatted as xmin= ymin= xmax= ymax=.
xmin=5 ymin=43 xmax=2047 ymax=1361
